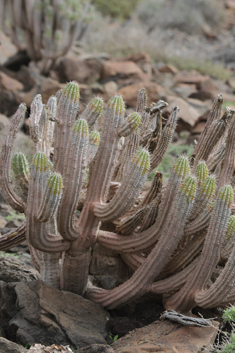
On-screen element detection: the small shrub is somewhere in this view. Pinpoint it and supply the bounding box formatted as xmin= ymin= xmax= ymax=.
xmin=92 ymin=0 xmax=139 ymax=19
xmin=136 ymin=0 xmax=225 ymax=34
xmin=210 ymin=306 xmax=235 ymax=352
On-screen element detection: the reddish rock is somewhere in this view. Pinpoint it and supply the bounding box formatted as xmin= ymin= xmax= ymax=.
xmin=124 ymin=52 xmax=152 ymax=80
xmin=202 ymin=24 xmax=217 ymax=40
xmin=173 ymin=83 xmax=197 ymax=98
xmin=0 ymin=32 xmax=18 ymax=65
xmin=41 ymin=78 xmax=64 ymax=103
xmin=112 ymin=319 xmax=219 ymax=353
xmin=175 ymin=71 xmax=212 ymax=87
xmin=226 ymin=0 xmax=235 ymax=10
xmin=174 ymin=72 xmax=217 ymax=101
xmin=167 ymin=96 xmax=199 ymax=126
xmin=58 ymin=57 xmax=102 ymax=85
xmin=125 ymin=52 xmax=151 ymax=64
xmin=0 ymin=71 xmax=23 ymax=92
xmin=164 ymin=96 xmax=200 ymax=132
xmin=102 ymin=61 xmax=146 ymax=82
xmin=191 ymin=122 xmax=206 ymax=135
xmin=187 ymin=98 xmax=211 ymax=115
xmin=159 ymin=64 xmax=179 ymax=74
xmin=118 ymin=82 xmax=165 ymax=108
xmin=103 ymin=81 xmax=118 ymax=98
xmin=197 ymin=77 xmax=217 ymax=94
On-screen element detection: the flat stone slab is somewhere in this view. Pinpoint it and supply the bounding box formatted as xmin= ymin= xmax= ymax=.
xmin=112 ymin=318 xmax=219 ymax=353
xmin=0 ymin=280 xmax=110 ymax=350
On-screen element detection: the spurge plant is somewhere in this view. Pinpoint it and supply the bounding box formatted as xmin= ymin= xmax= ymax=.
xmin=1 ymin=81 xmax=235 ymax=315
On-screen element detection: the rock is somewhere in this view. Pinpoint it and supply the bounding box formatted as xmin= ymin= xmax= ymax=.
xmin=0 ymin=89 xmax=22 ymax=116
xmin=58 ymin=57 xmax=102 ymax=85
xmin=187 ymin=98 xmax=211 ymax=115
xmin=158 ymin=64 xmax=179 ymax=74
xmin=226 ymin=0 xmax=235 ymax=10
xmin=202 ymin=24 xmax=217 ymax=40
xmin=165 ymin=96 xmax=199 ymax=128
xmin=191 ymin=122 xmax=206 ymax=135
xmin=124 ymin=53 xmax=152 ymax=80
xmin=175 ymin=73 xmax=217 ymax=101
xmin=0 ymin=255 xmax=40 ymax=283
xmin=0 ymin=72 xmax=24 ymax=92
xmin=41 ymin=78 xmax=64 ymax=103
xmin=172 ymin=83 xmax=197 ymax=98
xmin=3 ymin=51 xmax=30 ymax=71
xmin=0 ymin=337 xmax=27 ymax=353
xmin=197 ymin=78 xmax=217 ymax=95
xmin=125 ymin=52 xmax=151 ymax=65
xmin=16 ymin=65 xmax=43 ymax=92
xmin=188 ymin=91 xmax=214 ymax=101
xmin=103 ymin=81 xmax=118 ymax=98
xmin=101 ymin=61 xmax=146 ymax=82
xmin=118 ymin=82 xmax=165 ymax=108
xmin=175 ymin=71 xmax=216 ymax=92
xmin=0 ymin=280 xmax=109 ymax=350
xmin=111 ymin=319 xmax=219 ymax=353
xmin=76 ymin=344 xmax=115 ymax=353
xmin=0 ymin=32 xmax=18 ymax=66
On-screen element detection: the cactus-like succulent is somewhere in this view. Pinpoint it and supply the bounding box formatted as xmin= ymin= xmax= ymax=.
xmin=0 ymin=0 xmax=90 ymax=74
xmin=1 ymin=82 xmax=235 ymax=315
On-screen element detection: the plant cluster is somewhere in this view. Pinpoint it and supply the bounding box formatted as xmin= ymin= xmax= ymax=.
xmin=0 ymin=0 xmax=90 ymax=73
xmin=1 ymin=82 xmax=235 ymax=315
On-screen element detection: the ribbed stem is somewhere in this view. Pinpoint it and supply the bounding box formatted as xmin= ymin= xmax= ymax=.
xmin=27 ymin=152 xmax=69 ymax=252
xmin=150 ymin=106 xmax=179 ymax=171
xmin=191 ymin=94 xmax=223 ymax=164
xmin=192 ymin=108 xmax=232 ymax=171
xmin=0 ymin=222 xmax=26 ymax=251
xmin=166 ymin=185 xmax=233 ymax=313
xmin=0 ymin=103 xmax=26 ymax=212
xmin=87 ymin=176 xmax=196 ymax=308
xmin=94 ymin=149 xmax=150 ymax=222
xmin=61 ymin=250 xmax=91 ymax=295
xmin=97 ymin=156 xmax=190 ymax=253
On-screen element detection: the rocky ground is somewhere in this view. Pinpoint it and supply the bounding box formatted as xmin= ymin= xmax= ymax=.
xmin=1 ymin=2 xmax=235 ymax=352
